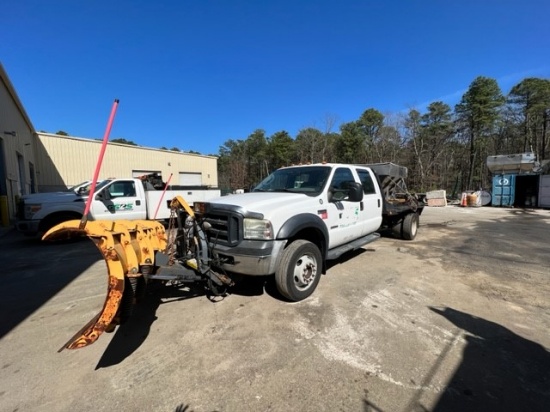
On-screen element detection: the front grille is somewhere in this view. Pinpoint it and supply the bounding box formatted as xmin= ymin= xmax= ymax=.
xmin=201 ymin=211 xmax=242 ymax=246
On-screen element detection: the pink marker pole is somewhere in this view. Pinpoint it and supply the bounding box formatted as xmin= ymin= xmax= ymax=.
xmin=79 ymin=99 xmax=120 ymax=229
xmin=153 ymin=173 xmax=173 ymax=220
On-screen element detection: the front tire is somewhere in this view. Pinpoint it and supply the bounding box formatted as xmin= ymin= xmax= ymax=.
xmin=275 ymin=240 xmax=322 ymax=302
xmin=39 ymin=213 xmax=82 ymax=238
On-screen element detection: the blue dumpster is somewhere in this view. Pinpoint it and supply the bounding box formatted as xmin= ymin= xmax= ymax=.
xmin=492 ymin=174 xmax=516 ymax=207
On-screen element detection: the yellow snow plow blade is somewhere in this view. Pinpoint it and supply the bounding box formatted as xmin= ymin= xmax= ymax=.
xmin=42 ymin=219 xmax=167 ymax=351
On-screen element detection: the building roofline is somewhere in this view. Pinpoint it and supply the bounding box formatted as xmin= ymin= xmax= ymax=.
xmin=36 ymin=132 xmax=219 ymax=159
xmin=0 ymin=62 xmax=36 ymax=132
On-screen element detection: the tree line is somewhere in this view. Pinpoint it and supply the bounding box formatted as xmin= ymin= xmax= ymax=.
xmin=217 ymin=76 xmax=550 ymax=196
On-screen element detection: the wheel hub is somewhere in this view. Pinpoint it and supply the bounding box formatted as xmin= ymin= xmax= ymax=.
xmin=294 ymin=255 xmax=317 ymax=289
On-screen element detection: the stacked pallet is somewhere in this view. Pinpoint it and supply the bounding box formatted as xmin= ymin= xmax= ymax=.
xmin=425 ymin=190 xmax=447 ymax=207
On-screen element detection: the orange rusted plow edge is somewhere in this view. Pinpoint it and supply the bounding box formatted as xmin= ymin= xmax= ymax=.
xmin=43 ymin=219 xmax=166 ymax=351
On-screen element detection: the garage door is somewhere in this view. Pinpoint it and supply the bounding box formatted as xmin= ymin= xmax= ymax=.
xmin=179 ymin=172 xmax=202 ymax=186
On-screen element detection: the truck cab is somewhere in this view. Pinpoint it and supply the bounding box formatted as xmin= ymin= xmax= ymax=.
xmin=90 ymin=179 xmax=148 ymax=221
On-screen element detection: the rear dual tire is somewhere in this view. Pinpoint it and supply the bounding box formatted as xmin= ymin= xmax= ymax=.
xmin=392 ymin=212 xmax=419 ymax=240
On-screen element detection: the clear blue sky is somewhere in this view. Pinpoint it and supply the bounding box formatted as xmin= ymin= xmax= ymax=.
xmin=3 ymin=0 xmax=549 ymax=155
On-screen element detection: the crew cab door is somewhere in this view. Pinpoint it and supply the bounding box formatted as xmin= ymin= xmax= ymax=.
xmin=355 ymin=167 xmax=383 ymax=235
xmin=325 ymin=167 xmax=364 ymax=248
xmin=91 ymin=180 xmax=147 ymax=221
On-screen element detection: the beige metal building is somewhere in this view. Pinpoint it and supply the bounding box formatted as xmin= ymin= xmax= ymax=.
xmin=0 ymin=63 xmax=37 ymax=226
xmin=0 ymin=63 xmax=218 ymax=226
xmin=36 ymin=133 xmax=218 ymax=191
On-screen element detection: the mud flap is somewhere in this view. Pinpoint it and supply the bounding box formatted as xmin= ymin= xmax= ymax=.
xmin=42 ymin=219 xmax=166 ymax=351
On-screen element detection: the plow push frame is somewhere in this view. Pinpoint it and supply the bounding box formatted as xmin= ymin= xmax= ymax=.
xmin=44 ymin=196 xmax=233 ymax=351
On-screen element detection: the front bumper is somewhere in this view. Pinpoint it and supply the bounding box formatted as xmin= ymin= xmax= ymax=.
xmin=15 ymin=219 xmax=40 ymax=236
xmin=211 ymin=239 xmax=287 ymax=276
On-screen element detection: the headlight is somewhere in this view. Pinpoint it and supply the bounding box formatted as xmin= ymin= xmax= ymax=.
xmin=24 ymin=204 xmax=42 ymax=219
xmin=194 ymin=202 xmax=207 ymax=214
xmin=243 ymin=218 xmax=273 ymax=240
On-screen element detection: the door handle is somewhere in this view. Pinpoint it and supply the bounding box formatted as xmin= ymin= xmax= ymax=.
xmin=378 ymin=199 xmax=380 ymax=208
xmin=136 ymin=200 xmax=141 ymax=206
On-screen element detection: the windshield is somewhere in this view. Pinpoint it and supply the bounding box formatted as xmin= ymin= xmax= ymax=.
xmin=77 ymin=180 xmax=111 ymax=196
xmin=66 ymin=181 xmax=91 ymax=193
xmin=253 ymin=166 xmax=331 ymax=195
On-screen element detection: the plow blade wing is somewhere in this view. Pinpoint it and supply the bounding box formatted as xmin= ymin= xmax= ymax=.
xmin=42 ymin=219 xmax=167 ymax=351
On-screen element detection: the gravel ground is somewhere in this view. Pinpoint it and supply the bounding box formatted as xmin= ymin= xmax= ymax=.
xmin=1 ymin=205 xmax=549 ymax=412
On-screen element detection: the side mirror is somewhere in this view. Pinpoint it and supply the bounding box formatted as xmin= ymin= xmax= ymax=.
xmin=328 ymin=182 xmax=364 ymax=202
xmin=347 ymin=182 xmax=364 ymax=202
xmin=95 ymin=190 xmax=110 ymax=201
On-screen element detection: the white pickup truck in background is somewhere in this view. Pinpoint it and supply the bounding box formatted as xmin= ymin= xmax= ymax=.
xmin=15 ymin=177 xmax=221 ymax=236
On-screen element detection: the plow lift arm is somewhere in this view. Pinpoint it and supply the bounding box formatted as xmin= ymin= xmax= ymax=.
xmin=43 ymin=195 xmax=232 ymax=351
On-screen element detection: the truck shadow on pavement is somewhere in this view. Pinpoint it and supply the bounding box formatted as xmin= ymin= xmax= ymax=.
xmin=410 ymin=307 xmax=548 ymax=412
xmin=363 ymin=307 xmax=550 ymax=412
xmin=431 ymin=307 xmax=550 ymax=411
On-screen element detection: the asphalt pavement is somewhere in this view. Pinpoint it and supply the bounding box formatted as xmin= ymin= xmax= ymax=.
xmin=1 ymin=206 xmax=549 ymax=412
xmin=0 ymin=224 xmax=13 ymax=237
